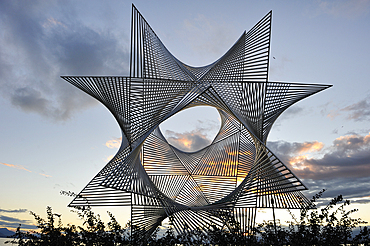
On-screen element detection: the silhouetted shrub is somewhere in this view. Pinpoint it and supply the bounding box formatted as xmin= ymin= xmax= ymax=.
xmin=6 ymin=190 xmax=369 ymax=245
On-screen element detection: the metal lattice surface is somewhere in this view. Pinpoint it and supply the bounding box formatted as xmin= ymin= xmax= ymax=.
xmin=61 ymin=4 xmax=331 ymax=239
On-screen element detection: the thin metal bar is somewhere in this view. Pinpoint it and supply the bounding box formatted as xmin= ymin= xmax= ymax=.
xmin=60 ymin=4 xmax=331 ymax=241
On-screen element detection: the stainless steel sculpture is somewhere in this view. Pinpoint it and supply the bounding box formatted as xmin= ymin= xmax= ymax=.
xmin=62 ymin=5 xmax=331 ymax=239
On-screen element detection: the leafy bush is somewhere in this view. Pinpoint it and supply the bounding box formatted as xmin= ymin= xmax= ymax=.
xmin=6 ymin=206 xmax=131 ymax=246
xmin=6 ymin=190 xmax=370 ymax=245
xmin=254 ymin=190 xmax=369 ymax=246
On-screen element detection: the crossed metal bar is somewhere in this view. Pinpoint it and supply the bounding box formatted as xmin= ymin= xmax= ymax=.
xmin=61 ymin=4 xmax=331 ymax=239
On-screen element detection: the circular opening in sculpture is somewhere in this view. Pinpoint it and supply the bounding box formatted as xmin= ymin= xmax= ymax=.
xmin=159 ymin=106 xmax=221 ymax=152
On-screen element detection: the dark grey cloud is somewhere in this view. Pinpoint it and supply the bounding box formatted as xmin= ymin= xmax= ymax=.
xmin=0 ymin=222 xmax=37 ymax=230
xmin=11 ymin=87 xmax=49 ymax=114
xmin=165 ymin=129 xmax=211 ymax=152
xmin=268 ymin=132 xmax=370 ymax=180
xmin=0 ymin=209 xmax=27 ymax=213
xmin=0 ymin=215 xmax=36 ymax=230
xmin=268 ymin=132 xmax=370 ymax=204
xmin=341 ymin=95 xmax=370 ymax=121
xmin=303 ymin=177 xmax=370 ymax=206
xmin=324 ymin=95 xmax=370 ymax=121
xmin=164 ymin=118 xmax=219 ymax=152
xmin=0 ymin=1 xmax=130 ymax=121
xmin=268 ymin=140 xmax=322 ymax=158
xmin=0 ymin=215 xmax=26 ymax=223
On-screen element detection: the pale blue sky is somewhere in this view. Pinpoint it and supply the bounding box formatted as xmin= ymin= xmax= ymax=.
xmin=1 ymin=0 xmax=370 ymax=230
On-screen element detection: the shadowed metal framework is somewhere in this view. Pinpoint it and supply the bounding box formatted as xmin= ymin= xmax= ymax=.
xmin=62 ymin=5 xmax=331 ymax=239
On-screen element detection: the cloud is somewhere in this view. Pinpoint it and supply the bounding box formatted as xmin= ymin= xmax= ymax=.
xmin=0 ymin=211 xmax=36 ymax=230
xmin=0 ymin=209 xmax=27 ymax=213
xmin=322 ymin=96 xmax=370 ymax=122
xmin=105 ymin=138 xmax=122 ymax=149
xmin=104 ymin=138 xmax=122 ymax=162
xmin=341 ymin=96 xmax=370 ymax=121
xmin=326 ymin=109 xmax=341 ymax=120
xmin=0 ymin=1 xmax=129 ymax=121
xmin=43 ymin=17 xmax=67 ymax=29
xmin=268 ymin=132 xmax=370 ymax=180
xmin=104 ymin=116 xmax=219 ymax=153
xmin=0 ymin=215 xmax=28 ymax=223
xmin=0 ymin=162 xmax=32 ymax=173
xmin=39 ymin=173 xmax=52 ymax=178
xmin=1 ymin=162 xmax=52 ymax=177
xmin=303 ymin=177 xmax=370 ymax=205
xmin=316 ymin=0 xmax=370 ymax=19
xmin=269 ymin=134 xmax=370 ymax=205
xmin=10 ymin=87 xmax=50 ymax=115
xmin=268 ymin=140 xmax=323 ymax=158
xmin=165 ymin=129 xmax=212 ymax=152
xmin=0 ymin=214 xmax=36 ymax=230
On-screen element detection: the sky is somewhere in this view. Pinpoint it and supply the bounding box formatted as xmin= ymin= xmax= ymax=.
xmin=1 ymin=0 xmax=370 ymax=231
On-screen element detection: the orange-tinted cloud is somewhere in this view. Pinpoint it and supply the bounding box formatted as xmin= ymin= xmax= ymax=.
xmin=165 ymin=130 xmax=211 ymax=152
xmin=1 ymin=162 xmax=32 ymax=172
xmin=105 ymin=137 xmax=122 ymax=149
xmin=39 ymin=173 xmax=52 ymax=178
xmin=326 ymin=109 xmax=340 ymax=120
xmin=296 ymin=141 xmax=324 ymax=154
xmin=334 ymin=133 xmax=370 ymax=149
xmin=1 ymin=162 xmax=52 ymax=178
xmin=269 ymin=132 xmax=370 ymax=180
xmin=42 ymin=17 xmax=67 ymax=29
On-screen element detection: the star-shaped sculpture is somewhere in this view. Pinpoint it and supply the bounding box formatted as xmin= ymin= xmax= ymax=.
xmin=62 ymin=5 xmax=331 ymax=239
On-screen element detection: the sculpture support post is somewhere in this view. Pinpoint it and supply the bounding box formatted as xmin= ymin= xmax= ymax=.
xmin=271 ymin=198 xmax=277 ymax=242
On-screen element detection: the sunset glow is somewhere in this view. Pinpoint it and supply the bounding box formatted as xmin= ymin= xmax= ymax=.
xmin=1 ymin=0 xmax=370 ymax=234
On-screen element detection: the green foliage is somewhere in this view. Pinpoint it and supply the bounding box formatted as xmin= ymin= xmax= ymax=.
xmin=6 ymin=191 xmax=370 ymax=245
